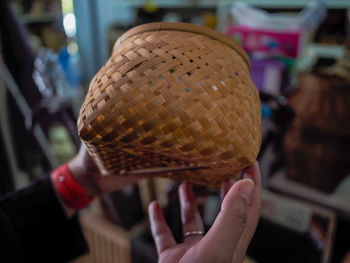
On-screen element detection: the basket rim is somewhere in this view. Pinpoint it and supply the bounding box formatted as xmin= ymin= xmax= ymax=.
xmin=114 ymin=22 xmax=250 ymax=71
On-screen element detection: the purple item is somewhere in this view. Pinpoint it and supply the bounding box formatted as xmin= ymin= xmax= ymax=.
xmin=250 ymin=59 xmax=286 ymax=96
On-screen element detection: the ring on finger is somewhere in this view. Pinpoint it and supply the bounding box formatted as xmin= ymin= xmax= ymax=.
xmin=184 ymin=230 xmax=204 ymax=238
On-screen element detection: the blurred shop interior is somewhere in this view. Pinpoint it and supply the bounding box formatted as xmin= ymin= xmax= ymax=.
xmin=1 ymin=0 xmax=350 ymax=262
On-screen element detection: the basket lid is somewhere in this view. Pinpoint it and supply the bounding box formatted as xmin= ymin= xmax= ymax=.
xmin=113 ymin=22 xmax=250 ymax=70
xmin=78 ymin=22 xmax=261 ymax=187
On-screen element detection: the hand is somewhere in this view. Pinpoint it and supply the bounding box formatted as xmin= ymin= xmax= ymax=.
xmin=68 ymin=144 xmax=142 ymax=197
xmin=148 ymin=162 xmax=261 ymax=263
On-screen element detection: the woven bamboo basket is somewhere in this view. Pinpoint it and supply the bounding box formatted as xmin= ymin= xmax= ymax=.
xmin=77 ymin=22 xmax=261 ymax=187
xmin=284 ymin=74 xmax=350 ymax=192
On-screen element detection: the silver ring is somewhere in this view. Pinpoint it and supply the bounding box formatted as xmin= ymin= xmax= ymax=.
xmin=184 ymin=230 xmax=204 ymax=238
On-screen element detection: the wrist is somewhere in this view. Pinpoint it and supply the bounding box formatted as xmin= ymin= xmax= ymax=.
xmin=52 ymin=163 xmax=94 ymax=211
xmin=67 ymin=157 xmax=101 ymax=197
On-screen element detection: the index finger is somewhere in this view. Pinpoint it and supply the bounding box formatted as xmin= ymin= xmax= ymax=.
xmin=197 ymin=178 xmax=255 ymax=261
xmin=233 ymin=162 xmax=262 ymax=262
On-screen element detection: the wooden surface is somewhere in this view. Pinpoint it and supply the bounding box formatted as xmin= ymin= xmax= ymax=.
xmin=75 ymin=204 xmax=132 ymax=263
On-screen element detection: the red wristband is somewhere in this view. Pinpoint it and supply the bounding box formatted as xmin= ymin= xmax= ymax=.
xmin=52 ymin=163 xmax=93 ymax=210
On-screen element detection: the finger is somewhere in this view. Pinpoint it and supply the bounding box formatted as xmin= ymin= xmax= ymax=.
xmin=179 ymin=182 xmax=204 ymax=242
xmin=232 ymin=162 xmax=262 ymax=263
xmin=198 ymin=178 xmax=254 ymax=262
xmin=148 ymin=201 xmax=176 ymax=254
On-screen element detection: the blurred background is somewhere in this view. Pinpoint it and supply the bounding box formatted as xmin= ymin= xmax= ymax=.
xmin=1 ymin=0 xmax=350 ymax=262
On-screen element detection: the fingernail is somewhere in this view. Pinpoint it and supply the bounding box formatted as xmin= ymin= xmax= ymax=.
xmin=149 ymin=201 xmax=161 ymax=220
xmin=243 ymin=171 xmax=253 ymax=180
xmin=239 ymin=179 xmax=254 ymax=204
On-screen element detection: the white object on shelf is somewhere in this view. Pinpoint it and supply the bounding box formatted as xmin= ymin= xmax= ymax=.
xmin=219 ymin=0 xmax=350 ymax=9
xmin=229 ymin=1 xmax=326 ymax=31
xmin=268 ymin=170 xmax=350 ymax=219
xmin=217 ymin=0 xmax=350 ymax=32
xmin=306 ymin=43 xmax=345 ymax=59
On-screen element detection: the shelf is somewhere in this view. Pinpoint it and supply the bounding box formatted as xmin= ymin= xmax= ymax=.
xmin=115 ymin=0 xmax=350 ymax=9
xmin=267 ymin=170 xmax=350 ymax=219
xmin=115 ymin=0 xmax=218 ymax=8
xmin=305 ymin=43 xmax=345 ymax=59
xmin=20 ymin=13 xmax=62 ymax=24
xmin=219 ymin=0 xmax=350 ymax=9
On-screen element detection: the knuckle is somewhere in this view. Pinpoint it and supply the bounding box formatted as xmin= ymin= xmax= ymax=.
xmin=233 ymin=203 xmax=248 ymax=228
xmin=182 ymin=203 xmax=196 ymax=223
xmin=155 ymin=228 xmax=168 ymax=237
xmin=152 ymin=226 xmax=168 ymax=238
xmin=183 ymin=211 xmax=196 ymax=225
xmin=237 ymin=211 xmax=248 ymax=228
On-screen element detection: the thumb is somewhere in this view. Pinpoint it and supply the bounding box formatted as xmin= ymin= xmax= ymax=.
xmin=198 ymin=178 xmax=254 ymax=262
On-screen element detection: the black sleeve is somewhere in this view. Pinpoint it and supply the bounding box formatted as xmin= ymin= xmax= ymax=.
xmin=0 ymin=176 xmax=88 ymax=263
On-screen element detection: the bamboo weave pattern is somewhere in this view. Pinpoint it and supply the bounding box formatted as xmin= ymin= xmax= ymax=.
xmin=78 ymin=22 xmax=261 ymax=187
